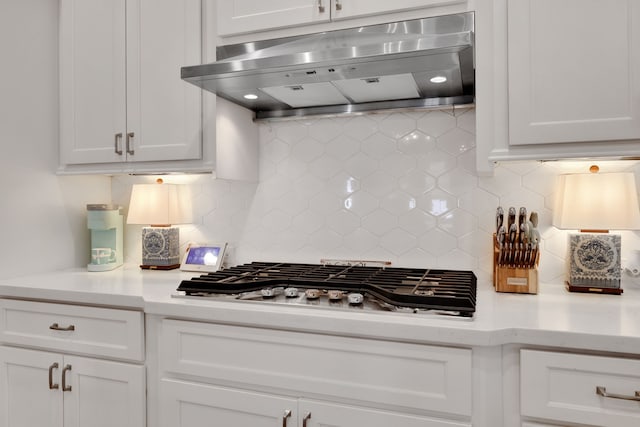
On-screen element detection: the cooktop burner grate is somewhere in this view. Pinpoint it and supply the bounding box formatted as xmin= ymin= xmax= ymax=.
xmin=177 ymin=262 xmax=477 ymax=317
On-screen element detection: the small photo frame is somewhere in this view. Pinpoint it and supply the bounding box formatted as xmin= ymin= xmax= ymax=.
xmin=180 ymin=243 xmax=227 ymax=273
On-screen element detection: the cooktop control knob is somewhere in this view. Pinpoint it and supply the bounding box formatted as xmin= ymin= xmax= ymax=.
xmin=347 ymin=293 xmax=363 ymax=305
xmin=305 ymin=289 xmax=320 ymax=299
xmin=284 ymin=287 xmax=298 ymax=298
xmin=327 ymin=290 xmax=344 ymax=301
xmin=261 ymin=288 xmax=276 ymax=298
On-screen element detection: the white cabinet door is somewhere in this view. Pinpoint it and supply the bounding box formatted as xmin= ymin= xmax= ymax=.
xmin=0 ymin=347 xmax=63 ymax=427
xmin=63 ymin=355 xmax=145 ymax=427
xmin=0 ymin=347 xmax=145 ymax=427
xmin=332 ymin=0 xmax=467 ymax=21
xmin=299 ymin=399 xmax=471 ymax=427
xmin=508 ymin=0 xmax=640 ymax=145
xmin=60 ymin=0 xmax=202 ymax=166
xmin=126 ymin=0 xmax=202 ymax=163
xmin=217 ymin=0 xmax=331 ymax=36
xmin=159 ymin=378 xmax=298 ymax=427
xmin=158 ymin=380 xmax=471 ymax=427
xmin=59 ymin=0 xmax=127 ymax=165
xmin=217 ymin=0 xmax=468 ymax=36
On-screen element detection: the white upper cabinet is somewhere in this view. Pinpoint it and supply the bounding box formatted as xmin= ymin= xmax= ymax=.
xmin=217 ymin=0 xmax=467 ymax=36
xmin=508 ymin=0 xmax=640 ymax=145
xmin=59 ymin=0 xmax=203 ymax=170
xmin=217 ymin=0 xmax=331 ymax=35
xmin=475 ymin=0 xmax=640 ymax=174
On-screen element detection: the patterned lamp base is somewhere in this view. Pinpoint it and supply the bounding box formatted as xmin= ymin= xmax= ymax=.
xmin=140 ymin=226 xmax=181 ymax=270
xmin=566 ymin=233 xmax=623 ymax=294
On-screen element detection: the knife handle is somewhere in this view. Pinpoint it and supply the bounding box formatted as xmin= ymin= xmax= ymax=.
xmin=518 ymin=207 xmax=527 ymax=226
xmin=507 ymin=207 xmax=516 ymax=229
xmin=529 ymin=211 xmax=539 ymax=228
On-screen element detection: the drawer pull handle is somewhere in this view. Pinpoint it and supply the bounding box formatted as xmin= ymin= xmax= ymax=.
xmin=335 ymin=0 xmax=342 ymax=11
xmin=48 ymin=362 xmax=59 ymax=390
xmin=317 ymin=0 xmax=325 ymax=13
xmin=302 ymin=412 xmax=311 ymax=427
xmin=282 ymin=409 xmax=291 ymax=427
xmin=49 ymin=323 xmax=75 ymax=331
xmin=596 ymin=386 xmax=640 ymax=401
xmin=62 ymin=364 xmax=72 ymax=392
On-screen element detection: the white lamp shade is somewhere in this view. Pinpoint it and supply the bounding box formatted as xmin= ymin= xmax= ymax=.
xmin=127 ymin=183 xmax=192 ymax=225
xmin=553 ymin=172 xmax=640 ymax=230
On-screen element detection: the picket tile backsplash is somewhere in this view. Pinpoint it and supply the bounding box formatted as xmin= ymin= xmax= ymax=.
xmin=113 ymin=108 xmax=640 ymax=286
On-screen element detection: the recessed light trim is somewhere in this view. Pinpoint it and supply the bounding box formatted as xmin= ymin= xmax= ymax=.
xmin=243 ymin=94 xmax=258 ymax=100
xmin=430 ymin=76 xmax=447 ymax=83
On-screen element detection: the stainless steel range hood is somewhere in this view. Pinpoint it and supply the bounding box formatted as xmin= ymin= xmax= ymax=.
xmin=182 ymin=12 xmax=474 ymax=120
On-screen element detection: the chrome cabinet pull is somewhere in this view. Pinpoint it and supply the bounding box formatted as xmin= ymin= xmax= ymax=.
xmin=49 ymin=323 xmax=75 ymax=331
xmin=48 ymin=362 xmax=59 ymax=390
xmin=596 ymin=386 xmax=640 ymax=401
xmin=115 ymin=133 xmax=123 ymax=155
xmin=282 ymin=409 xmax=291 ymax=427
xmin=62 ymin=364 xmax=72 ymax=392
xmin=335 ymin=0 xmax=342 ymax=11
xmin=318 ymin=0 xmax=325 ymax=13
xmin=302 ymin=412 xmax=311 ymax=427
xmin=126 ymin=132 xmax=135 ymax=155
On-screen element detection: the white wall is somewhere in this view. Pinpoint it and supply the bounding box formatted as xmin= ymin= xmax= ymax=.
xmin=0 ymin=0 xmax=110 ymax=279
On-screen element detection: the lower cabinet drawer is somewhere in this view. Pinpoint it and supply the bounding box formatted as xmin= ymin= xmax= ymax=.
xmin=521 ymin=349 xmax=640 ymax=427
xmin=0 ymin=298 xmax=144 ymax=361
xmin=159 ymin=319 xmax=472 ymax=416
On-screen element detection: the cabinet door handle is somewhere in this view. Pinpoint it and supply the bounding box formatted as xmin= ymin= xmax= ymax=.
xmin=126 ymin=132 xmax=135 ymax=155
xmin=596 ymin=386 xmax=640 ymax=401
xmin=49 ymin=323 xmax=75 ymax=331
xmin=48 ymin=362 xmax=59 ymax=390
xmin=115 ymin=133 xmax=123 ymax=155
xmin=318 ymin=0 xmax=325 ymax=13
xmin=281 ymin=409 xmax=291 ymax=427
xmin=62 ymin=364 xmax=72 ymax=392
xmin=302 ymin=412 xmax=311 ymax=427
xmin=335 ymin=0 xmax=342 ymax=11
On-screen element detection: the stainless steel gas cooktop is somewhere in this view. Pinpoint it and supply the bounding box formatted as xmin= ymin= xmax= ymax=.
xmin=175 ymin=261 xmax=477 ymax=318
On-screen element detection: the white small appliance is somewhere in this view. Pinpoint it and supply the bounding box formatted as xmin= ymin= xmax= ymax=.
xmin=87 ymin=204 xmax=124 ymax=272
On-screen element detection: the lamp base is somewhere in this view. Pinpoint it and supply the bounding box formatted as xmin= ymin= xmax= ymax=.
xmin=140 ymin=264 xmax=181 ymax=270
xmin=566 ymin=233 xmax=622 ymax=290
xmin=140 ymin=226 xmax=181 ymax=268
xmin=565 ymin=282 xmax=623 ymax=295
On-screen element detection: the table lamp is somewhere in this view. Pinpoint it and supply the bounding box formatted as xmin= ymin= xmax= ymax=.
xmin=553 ymin=165 xmax=640 ymax=293
xmin=127 ymin=179 xmax=192 ymax=270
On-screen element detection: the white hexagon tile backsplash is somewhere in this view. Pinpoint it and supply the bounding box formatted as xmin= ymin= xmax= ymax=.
xmin=112 ymin=108 xmax=640 ymax=286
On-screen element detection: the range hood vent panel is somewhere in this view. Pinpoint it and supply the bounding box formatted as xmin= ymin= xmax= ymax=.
xmin=332 ymin=73 xmax=421 ymax=103
xmin=182 ymin=12 xmax=475 ymax=119
xmin=260 ymin=83 xmax=349 ymax=108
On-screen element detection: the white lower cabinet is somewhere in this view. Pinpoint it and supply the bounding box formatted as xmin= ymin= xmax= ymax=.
xmin=520 ymin=349 xmax=640 ymax=427
xmin=0 ymin=347 xmax=145 ymax=427
xmin=157 ymin=319 xmax=472 ymax=427
xmin=161 ymin=379 xmax=469 ymax=427
xmin=0 ymin=299 xmax=146 ymax=427
xmin=297 ymin=398 xmax=469 ymax=427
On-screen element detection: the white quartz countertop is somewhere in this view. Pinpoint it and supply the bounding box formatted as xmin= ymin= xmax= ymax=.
xmin=1 ymin=265 xmax=639 ymax=354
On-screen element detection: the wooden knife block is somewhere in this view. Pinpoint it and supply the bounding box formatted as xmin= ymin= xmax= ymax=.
xmin=493 ymin=234 xmax=539 ymax=294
